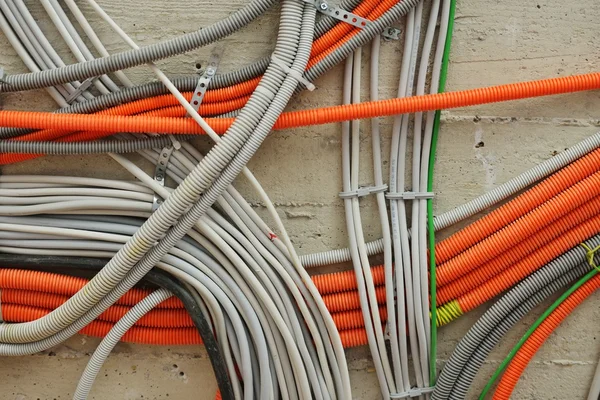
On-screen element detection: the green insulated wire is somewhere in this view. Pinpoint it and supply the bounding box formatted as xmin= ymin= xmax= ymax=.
xmin=478 ymin=267 xmax=599 ymax=399
xmin=428 ymin=0 xmax=456 ymax=385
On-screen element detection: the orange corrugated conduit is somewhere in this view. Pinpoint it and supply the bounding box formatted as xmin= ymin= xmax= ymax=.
xmin=437 ymin=169 xmax=600 ymax=286
xmin=436 ymin=194 xmax=600 ymax=305
xmin=0 ymin=269 xmax=183 ymax=309
xmin=492 ymin=273 xmax=600 ymax=400
xmin=1 ymin=72 xmax=599 ymax=138
xmin=436 ymin=147 xmax=600 ymax=265
xmin=455 ymin=213 xmax=600 ymax=313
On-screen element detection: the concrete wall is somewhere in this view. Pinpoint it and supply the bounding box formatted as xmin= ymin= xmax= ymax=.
xmin=0 ymin=0 xmax=599 ymax=398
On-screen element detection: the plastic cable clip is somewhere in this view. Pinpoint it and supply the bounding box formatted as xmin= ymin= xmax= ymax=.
xmin=300 ymin=0 xmax=370 ymax=29
xmin=271 ymin=55 xmax=316 ymax=91
xmin=339 ymin=184 xmax=388 ymax=199
xmin=152 ymin=145 xmax=175 ymax=211
xmin=65 ymin=77 xmax=98 ymax=104
xmin=390 ymin=387 xmax=435 ymax=399
xmin=190 ymin=47 xmax=224 ymax=114
xmin=386 ymin=191 xmax=435 ymax=200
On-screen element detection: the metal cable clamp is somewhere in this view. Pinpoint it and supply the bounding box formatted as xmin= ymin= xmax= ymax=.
xmin=386 ymin=191 xmax=435 ymax=200
xmin=300 ymin=0 xmax=370 ymax=29
xmin=390 ymin=387 xmax=435 ymax=399
xmin=190 ymin=48 xmax=223 ymax=114
xmin=151 ymin=143 xmax=178 ymax=211
xmin=339 ymin=184 xmax=388 ymax=199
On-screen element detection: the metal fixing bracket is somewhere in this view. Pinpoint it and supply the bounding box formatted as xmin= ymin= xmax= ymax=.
xmin=190 ymin=47 xmax=224 ymax=113
xmin=301 ymin=0 xmax=370 ymax=29
xmin=151 ymin=146 xmax=175 ymax=211
xmin=382 ymin=27 xmax=401 ymax=41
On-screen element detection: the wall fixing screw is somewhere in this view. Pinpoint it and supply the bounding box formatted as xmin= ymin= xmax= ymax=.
xmin=319 ymin=2 xmax=328 ymax=10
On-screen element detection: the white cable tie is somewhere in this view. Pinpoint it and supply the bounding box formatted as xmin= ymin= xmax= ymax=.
xmin=271 ymin=55 xmax=316 ymax=91
xmin=385 ymin=191 xmax=435 ymax=200
xmin=390 ymin=387 xmax=435 ymax=399
xmin=339 ymin=184 xmax=388 ymax=199
xmin=65 ymin=76 xmax=98 ymax=104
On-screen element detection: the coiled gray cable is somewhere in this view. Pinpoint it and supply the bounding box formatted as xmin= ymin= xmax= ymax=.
xmin=0 ymin=0 xmax=276 ymax=92
xmin=432 ymin=234 xmax=600 ymax=400
xmin=0 ymin=135 xmax=192 ymax=154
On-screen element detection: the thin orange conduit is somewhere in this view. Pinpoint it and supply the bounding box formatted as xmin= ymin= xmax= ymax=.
xmin=1 ymin=72 xmax=599 ymax=137
xmin=436 ymin=147 xmax=600 ymax=265
xmin=437 ymin=193 xmax=600 ymax=305
xmin=436 ymin=168 xmax=600 ymax=287
xmin=492 ymin=273 xmax=600 ymax=399
xmin=452 ymin=213 xmax=600 ymax=314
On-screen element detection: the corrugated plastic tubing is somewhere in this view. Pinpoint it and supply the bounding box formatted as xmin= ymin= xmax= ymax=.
xmin=1 ymin=71 xmax=600 ymax=135
xmin=492 ymin=273 xmax=600 ymax=399
xmin=2 ymin=287 xmax=384 ymax=332
xmin=1 ymin=300 xmax=375 ymax=348
xmin=442 ymin=211 xmax=600 ymax=317
xmin=0 ymin=268 xmax=385 ymax=330
xmin=436 ymin=194 xmax=600 ymax=305
xmin=478 ymin=268 xmax=599 ymax=399
xmin=436 ymin=168 xmax=600 ymax=287
xmin=0 ymin=303 xmax=202 ymax=345
xmin=311 ymin=265 xmax=384 ymax=294
xmin=435 ymin=146 xmax=600 ymax=265
xmin=0 ymin=269 xmax=182 ymax=308
xmin=1 ymin=289 xmax=194 ymax=328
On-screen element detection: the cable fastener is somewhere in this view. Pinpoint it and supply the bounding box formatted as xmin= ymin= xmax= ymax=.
xmin=386 ymin=191 xmax=435 ymax=200
xmin=339 ymin=184 xmax=388 ymax=199
xmin=300 ymin=0 xmax=370 ymax=29
xmin=65 ymin=77 xmax=98 ymax=104
xmin=382 ymin=27 xmax=401 ymax=41
xmin=190 ymin=48 xmax=223 ymax=114
xmin=390 ymin=387 xmax=435 ymax=399
xmin=152 ymin=145 xmax=175 ymax=211
xmin=271 ymin=55 xmax=315 ymax=91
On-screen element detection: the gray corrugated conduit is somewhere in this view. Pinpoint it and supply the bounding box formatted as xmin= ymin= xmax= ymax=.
xmin=0 ymin=0 xmax=306 ymax=345
xmin=0 ymin=0 xmax=277 ymax=92
xmin=300 ymin=130 xmax=600 ymax=267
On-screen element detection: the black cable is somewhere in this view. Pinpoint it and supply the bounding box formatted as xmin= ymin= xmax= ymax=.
xmin=0 ymin=254 xmax=234 ymax=400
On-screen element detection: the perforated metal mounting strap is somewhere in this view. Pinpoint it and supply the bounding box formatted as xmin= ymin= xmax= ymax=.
xmin=190 ymin=48 xmax=223 ymax=113
xmin=65 ymin=77 xmax=98 ymax=104
xmin=152 ymin=145 xmax=175 ymax=211
xmin=300 ymin=0 xmax=370 ymax=29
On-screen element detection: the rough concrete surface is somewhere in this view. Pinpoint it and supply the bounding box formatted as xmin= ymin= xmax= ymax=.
xmin=0 ymin=0 xmax=599 ymax=399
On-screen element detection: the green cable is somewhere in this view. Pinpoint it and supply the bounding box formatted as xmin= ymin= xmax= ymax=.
xmin=478 ymin=267 xmax=600 ymax=399
xmin=428 ymin=0 xmax=457 ymax=385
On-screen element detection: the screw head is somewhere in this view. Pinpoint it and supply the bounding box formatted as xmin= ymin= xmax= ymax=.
xmin=319 ymin=2 xmax=328 ymax=10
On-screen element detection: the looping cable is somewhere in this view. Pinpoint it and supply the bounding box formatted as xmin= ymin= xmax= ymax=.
xmin=271 ymin=54 xmax=316 ymax=91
